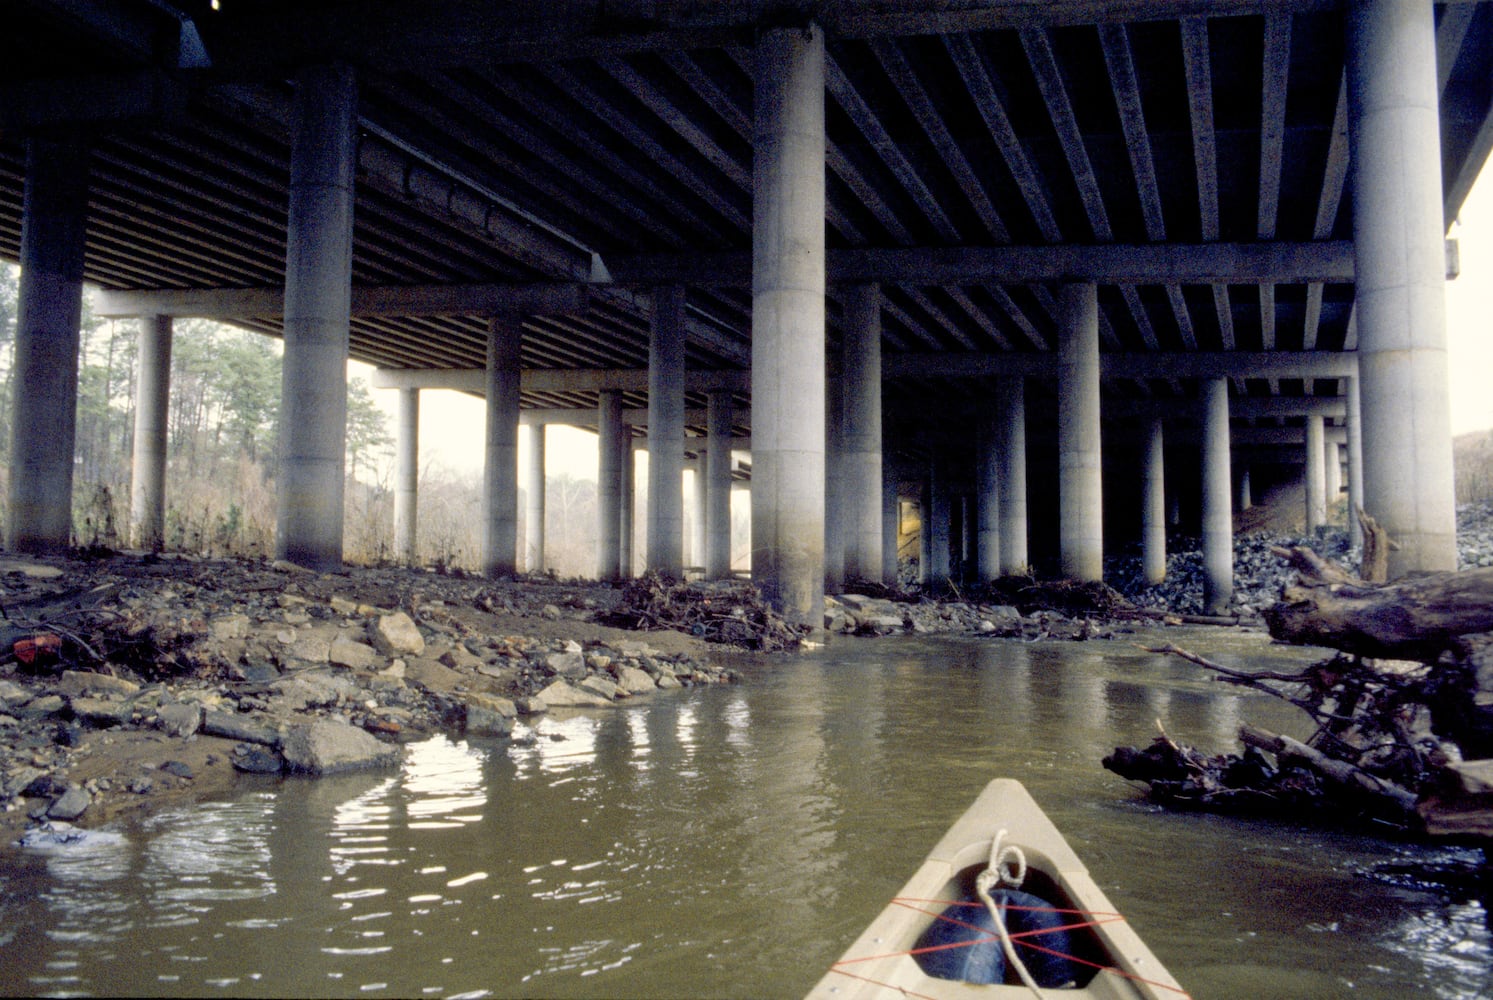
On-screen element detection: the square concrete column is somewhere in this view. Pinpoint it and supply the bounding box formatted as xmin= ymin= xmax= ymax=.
xmin=1238 ymin=465 xmax=1252 ymax=512
xmin=1347 ymin=0 xmax=1457 ymax=574
xmin=1143 ymin=417 xmax=1166 ymax=586
xmin=131 ymin=315 xmax=172 ymax=552
xmin=999 ymin=376 xmax=1029 ymax=574
xmin=687 ymin=456 xmax=706 ymax=571
xmin=752 ymin=23 xmax=826 ymax=628
xmin=976 ymin=404 xmax=1001 ymax=582
xmin=277 ymin=64 xmax=356 ymax=571
xmin=8 ymin=137 xmax=89 ymax=554
xmin=596 ymin=390 xmax=625 ymax=580
xmin=393 ymin=387 xmax=419 ymax=566
xmin=1201 ymin=378 xmax=1233 ymax=615
xmin=621 ymin=439 xmax=636 ymax=578
xmin=524 ymin=422 xmax=546 ymax=573
xmin=841 ymin=283 xmax=884 ymax=583
xmin=1324 ymin=436 xmax=1342 ymax=520
xmin=647 ymin=285 xmax=686 ymax=577
xmin=1057 ymin=282 xmax=1102 ymax=582
xmin=926 ymin=457 xmax=952 ymax=585
xmin=482 ymin=315 xmax=522 ymax=578
xmin=705 ymin=391 xmax=734 ymax=579
xmin=1305 ymin=414 xmax=1326 ymax=533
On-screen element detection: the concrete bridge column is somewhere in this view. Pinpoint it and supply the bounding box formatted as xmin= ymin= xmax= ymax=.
xmin=882 ymin=476 xmax=900 ymax=584
xmin=687 ymin=455 xmax=706 ymax=572
xmin=926 ymin=460 xmax=953 ymax=585
xmin=394 ymin=387 xmax=418 ymax=565
xmin=524 ymin=423 xmax=546 ymax=573
xmin=8 ymin=138 xmax=89 ymax=553
xmin=1347 ymin=375 xmax=1365 ymax=548
xmin=647 ymin=285 xmax=686 ymax=577
xmin=842 ymin=283 xmax=884 ymax=583
xmin=277 ymin=64 xmax=357 ymax=571
xmin=1057 ymin=282 xmax=1102 ymax=582
xmin=999 ymin=376 xmax=1028 ymax=574
xmin=1143 ymin=417 xmax=1166 ymax=586
xmin=621 ymin=439 xmax=636 ymax=577
xmin=1325 ymin=436 xmax=1342 ymax=519
xmin=1305 ymin=414 xmax=1326 ymax=533
xmin=705 ymin=391 xmax=733 ymax=579
xmin=751 ymin=23 xmax=826 ymax=628
xmin=597 ymin=390 xmax=624 ymax=580
xmin=1347 ymin=0 xmax=1457 ymax=574
xmin=482 ymin=315 xmax=522 ymax=578
xmin=131 ymin=315 xmax=172 ymax=552
xmin=1238 ymin=465 xmax=1252 ymax=512
xmin=824 ymin=373 xmax=845 ymax=594
xmin=976 ymin=405 xmax=1001 ymax=582
xmin=1202 ymin=378 xmax=1233 ymax=615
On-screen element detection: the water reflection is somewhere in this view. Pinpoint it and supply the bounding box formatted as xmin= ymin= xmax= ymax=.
xmin=0 ymin=630 xmax=1487 ymax=998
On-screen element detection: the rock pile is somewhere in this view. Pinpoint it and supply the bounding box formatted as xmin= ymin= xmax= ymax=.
xmin=0 ymin=555 xmax=731 ymax=832
xmin=1457 ymin=498 xmax=1493 ymax=569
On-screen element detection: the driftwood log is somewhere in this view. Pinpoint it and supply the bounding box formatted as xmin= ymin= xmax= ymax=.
xmin=1262 ymin=553 xmax=1493 ymax=661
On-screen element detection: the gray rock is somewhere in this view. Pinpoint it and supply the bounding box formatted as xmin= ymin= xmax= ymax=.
xmin=69 ymin=697 xmax=132 ymax=727
xmin=47 ymin=786 xmax=91 ymax=821
xmin=58 ymin=671 xmax=140 ymax=699
xmin=578 ymin=675 xmax=621 ymax=701
xmin=534 ymin=679 xmax=615 ymax=708
xmin=155 ymin=702 xmax=203 ymax=738
xmin=370 ymin=611 xmax=425 ymax=656
xmin=464 ymin=693 xmax=516 ymax=737
xmin=329 ymin=634 xmax=381 ymax=670
xmin=202 ymin=710 xmax=280 ymax=746
xmin=543 ymin=651 xmax=587 ymax=678
xmin=612 ymin=665 xmax=658 ymax=696
xmin=280 ymin=719 xmax=402 ymax=775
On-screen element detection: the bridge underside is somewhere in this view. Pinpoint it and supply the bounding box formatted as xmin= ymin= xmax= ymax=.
xmin=4 ymin=1 xmax=1493 ymax=620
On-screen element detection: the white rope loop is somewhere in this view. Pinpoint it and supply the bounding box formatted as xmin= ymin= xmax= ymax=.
xmin=975 ymin=828 xmax=1045 ymax=999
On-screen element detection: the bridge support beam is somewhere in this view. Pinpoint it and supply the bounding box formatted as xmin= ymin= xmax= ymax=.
xmin=647 ymin=285 xmax=685 ymax=577
xmin=1058 ymin=282 xmax=1102 ymax=582
xmin=394 ymin=387 xmax=419 ymax=565
xmin=706 ymin=391 xmax=734 ymax=579
xmin=1143 ymin=417 xmax=1166 ymax=586
xmin=277 ymin=64 xmax=356 ymax=571
xmin=977 ymin=404 xmax=1001 ymax=582
xmin=482 ymin=316 xmax=522 ymax=577
xmin=597 ymin=390 xmax=624 ymax=581
xmin=751 ymin=23 xmax=825 ymax=628
xmin=1305 ymin=414 xmax=1326 ymax=534
xmin=842 ymin=284 xmax=884 ymax=584
xmin=999 ymin=377 xmax=1028 ymax=574
xmin=131 ymin=315 xmax=171 ymax=552
xmin=824 ymin=374 xmax=844 ymax=594
xmin=524 ymin=423 xmax=546 ymax=573
xmin=1347 ymin=0 xmax=1457 ymax=575
xmin=1201 ymin=379 xmax=1233 ymax=615
xmin=8 ymin=137 xmax=88 ymax=554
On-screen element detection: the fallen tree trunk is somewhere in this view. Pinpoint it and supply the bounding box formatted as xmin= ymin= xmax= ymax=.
xmin=1238 ymin=724 xmax=1420 ymax=824
xmin=1262 ymin=562 xmax=1493 ymax=661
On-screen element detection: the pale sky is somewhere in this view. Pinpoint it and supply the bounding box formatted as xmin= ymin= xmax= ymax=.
xmin=369 ymin=160 xmax=1493 ymax=480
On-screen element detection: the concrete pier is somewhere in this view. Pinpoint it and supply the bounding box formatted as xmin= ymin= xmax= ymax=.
xmin=1201 ymin=378 xmax=1233 ymax=614
xmin=1347 ymin=375 xmax=1365 ymax=547
xmin=8 ymin=137 xmax=89 ymax=553
xmin=1143 ymin=417 xmax=1166 ymax=586
xmin=276 ymin=64 xmax=356 ymax=570
xmin=927 ymin=460 xmax=951 ymax=584
xmin=130 ymin=315 xmax=172 ymax=552
xmin=824 ymin=374 xmax=844 ymax=594
xmin=999 ymin=377 xmax=1028 ymax=574
xmin=705 ymin=391 xmax=733 ymax=579
xmin=1238 ymin=466 xmax=1252 ymax=512
xmin=394 ymin=387 xmax=419 ymax=566
xmin=621 ymin=439 xmax=636 ymax=577
xmin=647 ymin=285 xmax=685 ymax=576
xmin=597 ymin=390 xmax=624 ymax=580
xmin=841 ymin=283 xmax=884 ymax=583
xmin=882 ymin=477 xmax=900 ymax=584
xmin=1347 ymin=0 xmax=1457 ymax=575
xmin=482 ymin=316 xmax=521 ymax=577
xmin=977 ymin=405 xmax=1001 ymax=582
xmin=1057 ymin=282 xmax=1102 ymax=582
xmin=524 ymin=423 xmax=546 ymax=573
xmin=1324 ymin=436 xmax=1342 ymax=517
xmin=1305 ymin=414 xmax=1325 ymax=533
xmin=751 ymin=24 xmax=826 ymax=627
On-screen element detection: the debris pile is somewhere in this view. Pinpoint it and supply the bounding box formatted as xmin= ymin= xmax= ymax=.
xmin=598 ymin=573 xmax=809 ymax=651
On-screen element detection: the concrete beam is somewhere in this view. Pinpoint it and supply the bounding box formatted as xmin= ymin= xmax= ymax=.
xmin=0 ymin=72 xmax=188 ymax=131
xmin=95 ymin=282 xmax=590 ymax=318
xmin=884 ymin=350 xmax=1357 ymax=380
xmin=371 ymin=367 xmax=749 ymax=394
xmin=606 ymin=240 xmax=1364 ymax=287
xmin=1103 ymin=395 xmax=1347 ymax=420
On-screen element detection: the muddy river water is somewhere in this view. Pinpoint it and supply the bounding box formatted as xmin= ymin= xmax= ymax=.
xmin=1 ymin=627 xmax=1490 ymax=999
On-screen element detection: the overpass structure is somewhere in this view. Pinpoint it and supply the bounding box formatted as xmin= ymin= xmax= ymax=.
xmin=5 ymin=1 xmax=1493 ymax=624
